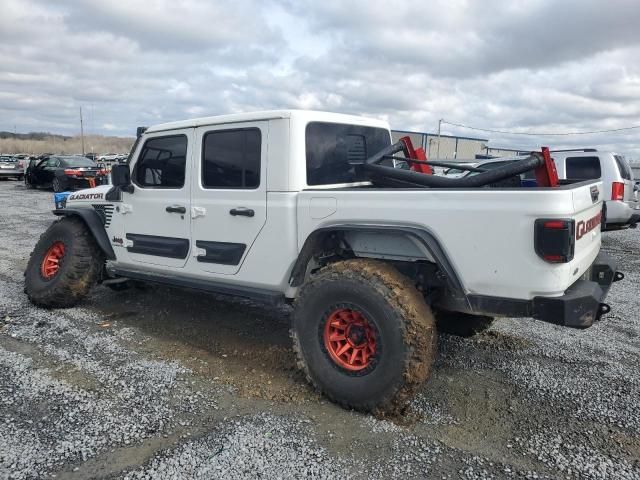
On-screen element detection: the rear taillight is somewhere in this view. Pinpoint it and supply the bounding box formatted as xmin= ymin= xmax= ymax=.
xmin=64 ymin=169 xmax=82 ymax=176
xmin=611 ymin=182 xmax=624 ymax=201
xmin=534 ymin=219 xmax=575 ymax=263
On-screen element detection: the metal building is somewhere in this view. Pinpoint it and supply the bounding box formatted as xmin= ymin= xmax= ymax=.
xmin=391 ymin=129 xmax=487 ymax=161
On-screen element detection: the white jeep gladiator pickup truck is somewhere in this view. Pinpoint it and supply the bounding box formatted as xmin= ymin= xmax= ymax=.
xmin=25 ymin=110 xmax=622 ymax=413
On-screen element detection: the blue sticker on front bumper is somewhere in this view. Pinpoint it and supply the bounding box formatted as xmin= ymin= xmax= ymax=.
xmin=54 ymin=192 xmax=72 ymax=209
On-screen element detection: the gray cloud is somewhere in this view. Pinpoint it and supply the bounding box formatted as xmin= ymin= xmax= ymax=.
xmin=1 ymin=0 xmax=639 ymax=159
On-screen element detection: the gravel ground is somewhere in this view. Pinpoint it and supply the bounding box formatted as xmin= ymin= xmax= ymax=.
xmin=0 ymin=180 xmax=638 ymax=479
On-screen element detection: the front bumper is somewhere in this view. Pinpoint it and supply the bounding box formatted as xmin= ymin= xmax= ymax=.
xmin=532 ymin=252 xmax=620 ymax=328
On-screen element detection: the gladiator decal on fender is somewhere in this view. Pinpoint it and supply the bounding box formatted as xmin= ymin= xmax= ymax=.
xmin=576 ymin=212 xmax=602 ymax=240
xmin=69 ymin=193 xmax=104 ymax=201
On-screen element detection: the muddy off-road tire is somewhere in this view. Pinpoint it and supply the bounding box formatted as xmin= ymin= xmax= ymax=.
xmin=435 ymin=311 xmax=494 ymax=337
xmin=292 ymin=259 xmax=437 ymax=414
xmin=25 ymin=217 xmax=103 ymax=308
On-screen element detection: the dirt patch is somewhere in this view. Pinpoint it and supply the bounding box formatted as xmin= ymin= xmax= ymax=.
xmin=472 ymin=329 xmax=533 ymax=351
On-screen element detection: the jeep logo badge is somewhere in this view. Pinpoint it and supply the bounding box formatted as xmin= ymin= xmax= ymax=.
xmin=590 ymin=186 xmax=599 ymax=203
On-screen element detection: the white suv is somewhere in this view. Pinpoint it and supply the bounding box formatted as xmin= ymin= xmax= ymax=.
xmin=551 ymin=149 xmax=638 ymax=230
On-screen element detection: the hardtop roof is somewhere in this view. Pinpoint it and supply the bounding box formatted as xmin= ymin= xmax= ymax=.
xmin=144 ymin=109 xmax=390 ymax=133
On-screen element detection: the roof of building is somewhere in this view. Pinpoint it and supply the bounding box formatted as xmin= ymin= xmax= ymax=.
xmin=391 ymin=128 xmax=488 ymax=142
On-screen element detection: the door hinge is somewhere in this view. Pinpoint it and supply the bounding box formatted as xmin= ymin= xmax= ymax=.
xmin=191 ymin=206 xmax=206 ymax=219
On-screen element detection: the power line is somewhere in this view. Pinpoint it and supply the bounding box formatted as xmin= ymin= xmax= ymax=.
xmin=442 ymin=120 xmax=640 ymax=136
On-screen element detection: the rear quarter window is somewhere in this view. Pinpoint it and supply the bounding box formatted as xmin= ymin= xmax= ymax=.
xmin=614 ymin=155 xmax=632 ymax=180
xmin=565 ymin=156 xmax=601 ymax=180
xmin=306 ymin=122 xmax=390 ymax=185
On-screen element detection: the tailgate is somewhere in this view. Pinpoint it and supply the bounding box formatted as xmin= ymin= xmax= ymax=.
xmin=570 ymin=181 xmax=604 ymax=278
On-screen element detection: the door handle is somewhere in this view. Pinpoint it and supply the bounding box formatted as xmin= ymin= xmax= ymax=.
xmin=229 ymin=207 xmax=255 ymax=217
xmin=166 ymin=205 xmax=186 ymax=214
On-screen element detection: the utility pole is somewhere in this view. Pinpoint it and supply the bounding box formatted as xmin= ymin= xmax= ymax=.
xmin=80 ymin=106 xmax=85 ymax=155
xmin=436 ymin=119 xmax=442 ymax=160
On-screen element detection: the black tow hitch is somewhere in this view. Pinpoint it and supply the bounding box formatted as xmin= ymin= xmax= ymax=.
xmin=613 ymin=271 xmax=625 ymax=282
xmin=598 ymin=303 xmax=611 ymax=319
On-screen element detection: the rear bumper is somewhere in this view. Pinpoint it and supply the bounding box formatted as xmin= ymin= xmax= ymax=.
xmin=532 ymin=252 xmax=620 ymax=328
xmin=604 ymin=199 xmax=638 ymax=227
xmin=463 ymin=252 xmax=620 ymax=329
xmin=0 ymin=170 xmax=23 ymax=178
xmin=64 ymin=176 xmax=107 ymax=189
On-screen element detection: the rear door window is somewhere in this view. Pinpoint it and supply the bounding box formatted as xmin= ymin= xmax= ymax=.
xmin=614 ymin=155 xmax=632 ymax=180
xmin=202 ymin=128 xmax=261 ymax=189
xmin=306 ymin=122 xmax=391 ymax=185
xmin=565 ymin=156 xmax=601 ymax=179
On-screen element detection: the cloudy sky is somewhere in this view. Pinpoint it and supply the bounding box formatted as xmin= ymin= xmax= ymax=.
xmin=1 ymin=0 xmax=640 ymax=158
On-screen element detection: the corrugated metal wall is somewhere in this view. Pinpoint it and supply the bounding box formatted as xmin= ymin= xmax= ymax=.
xmin=391 ymin=130 xmax=488 ymax=161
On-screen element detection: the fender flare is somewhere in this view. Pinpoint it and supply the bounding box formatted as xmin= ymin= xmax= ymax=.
xmin=289 ymin=224 xmax=467 ymax=302
xmin=53 ymin=208 xmax=116 ymax=260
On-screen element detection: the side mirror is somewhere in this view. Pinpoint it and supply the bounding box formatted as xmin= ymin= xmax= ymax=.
xmin=110 ymin=164 xmax=134 ymax=193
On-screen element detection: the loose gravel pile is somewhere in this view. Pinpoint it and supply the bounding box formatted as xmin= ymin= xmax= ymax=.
xmin=0 ymin=182 xmax=639 ymax=479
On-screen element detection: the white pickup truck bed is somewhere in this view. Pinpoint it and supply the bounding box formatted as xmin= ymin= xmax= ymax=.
xmin=298 ymin=181 xmax=603 ymax=300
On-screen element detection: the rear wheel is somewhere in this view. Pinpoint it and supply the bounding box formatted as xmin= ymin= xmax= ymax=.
xmin=25 ymin=217 xmax=103 ymax=308
xmin=292 ymin=259 xmax=437 ymax=413
xmin=52 ymin=177 xmax=63 ymax=192
xmin=435 ymin=311 xmax=494 ymax=337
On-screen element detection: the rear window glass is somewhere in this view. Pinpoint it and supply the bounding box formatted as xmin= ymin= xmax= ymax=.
xmin=59 ymin=157 xmax=96 ymax=168
xmin=306 ymin=122 xmax=390 ymax=185
xmin=614 ymin=155 xmax=632 ymax=180
xmin=565 ymin=156 xmax=601 ymax=179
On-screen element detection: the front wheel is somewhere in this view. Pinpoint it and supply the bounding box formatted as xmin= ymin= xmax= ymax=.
xmin=25 ymin=217 xmax=103 ymax=308
xmin=292 ymin=259 xmax=437 ymax=414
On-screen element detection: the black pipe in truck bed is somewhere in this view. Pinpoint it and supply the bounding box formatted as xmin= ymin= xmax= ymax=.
xmin=352 ymin=141 xmax=544 ymax=188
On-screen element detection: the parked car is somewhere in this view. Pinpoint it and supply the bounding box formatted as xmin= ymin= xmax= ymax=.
xmin=24 ymin=155 xmax=107 ymax=191
xmin=0 ymin=156 xmax=24 ymax=180
xmin=98 ymin=153 xmax=119 ymax=162
xmin=550 ymin=150 xmax=638 ymax=230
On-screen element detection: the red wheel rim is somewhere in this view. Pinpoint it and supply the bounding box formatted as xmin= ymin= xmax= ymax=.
xmin=41 ymin=241 xmax=65 ymax=279
xmin=323 ymin=308 xmax=377 ymax=371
